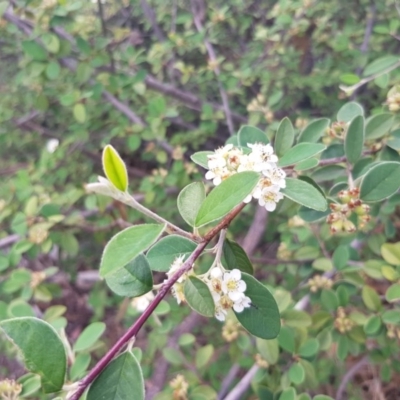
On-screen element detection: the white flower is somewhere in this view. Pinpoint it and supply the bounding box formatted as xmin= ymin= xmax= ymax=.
xmin=167 ymin=255 xmax=190 ymax=305
xmin=248 ymin=142 xmax=278 ymax=170
xmin=258 ymin=186 xmax=284 ymax=211
xmin=46 ymin=138 xmax=59 ymax=153
xmin=237 ymin=154 xmax=256 ymax=173
xmin=262 ymin=164 xmax=286 ymax=188
xmin=233 ymin=295 xmax=251 ymax=312
xmin=215 ymin=305 xmax=228 ymax=321
xmin=222 ymin=269 xmax=247 ymax=301
xmin=131 ymin=292 xmax=154 ymax=312
xmin=205 ymin=167 xmax=230 ymax=186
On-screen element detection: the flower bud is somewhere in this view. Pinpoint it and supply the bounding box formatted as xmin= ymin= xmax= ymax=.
xmin=343 ymin=220 xmax=356 ymax=233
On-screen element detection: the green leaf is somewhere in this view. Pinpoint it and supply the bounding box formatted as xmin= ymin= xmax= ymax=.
xmin=87 ymin=351 xmax=144 ymax=400
xmin=279 ymin=387 xmax=296 ymax=400
xmin=298 ymin=206 xmax=330 ymax=222
xmin=100 ymin=224 xmax=165 ymax=277
xmin=281 ymin=178 xmax=327 ymax=211
xmin=73 ymin=322 xmax=106 ymax=352
xmin=345 ymin=115 xmax=364 ymax=164
xmin=195 ymin=171 xmax=260 ymax=227
xmin=256 ymin=338 xmax=279 ymax=365
xmin=183 ymin=276 xmax=215 ymax=317
xmin=238 ymin=125 xmax=269 ymax=147
xmin=362 ymin=285 xmax=381 ymax=311
xmin=381 ymin=242 xmax=400 ymax=265
xmin=234 ymin=273 xmax=280 ymax=339
xmin=339 ymin=74 xmax=360 ymax=86
xmin=294 ymin=158 xmax=319 ymax=171
xmin=289 ymin=362 xmax=305 ymax=385
xmin=45 ymin=61 xmax=61 ymax=80
xmin=298 ymin=338 xmax=319 ymax=358
xmin=364 ymin=315 xmax=381 ymax=335
xmin=363 ymin=56 xmax=399 ymax=77
xmin=102 ymin=145 xmax=128 ymax=192
xmin=278 ymin=325 xmax=295 ymax=353
xmin=22 ymin=41 xmax=47 ymax=61
xmin=0 ymin=317 xmax=66 ymax=393
xmin=275 ymin=117 xmax=294 ymax=157
xmin=278 ymin=143 xmax=326 ymax=167
xmin=146 ymin=235 xmax=197 ymax=272
xmin=195 ymin=344 xmax=214 ymax=369
xmin=332 ymin=245 xmax=349 ymax=269
xmin=365 ymin=113 xmax=394 ymax=139
xmin=105 ymin=254 xmax=153 ymax=297
xmin=382 ymin=309 xmax=400 ymax=324
xmin=222 ymin=239 xmax=253 ymax=274
xmin=190 ymin=151 xmax=214 ymax=169
xmin=73 ymin=103 xmax=86 ymax=124
xmin=387 ymin=129 xmax=400 ymax=151
xmin=41 ymin=33 xmax=60 ymax=54
xmin=337 ymin=102 xmax=364 ymax=122
xmin=298 ymin=118 xmax=330 ymax=143
xmin=177 ymin=182 xmax=206 ymax=227
xmin=360 ymin=162 xmax=400 ymax=202
xmin=281 ymin=310 xmax=312 ymax=328
xmin=313 ymin=396 xmax=334 ymax=400
xmin=386 ymin=284 xmax=400 ymax=302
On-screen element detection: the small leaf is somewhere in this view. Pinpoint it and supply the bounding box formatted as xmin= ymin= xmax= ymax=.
xmin=87 ymin=351 xmax=144 ymax=400
xmin=146 ymin=235 xmax=197 ymax=272
xmin=190 ymin=151 xmax=214 ymax=169
xmin=281 ymin=178 xmax=327 ymax=211
xmin=337 ymin=102 xmax=364 ymax=122
xmin=105 ymin=254 xmax=153 ymax=297
xmin=279 ymin=387 xmax=296 ymax=400
xmin=381 ymin=242 xmax=400 ymax=265
xmin=345 ymin=115 xmax=364 ymax=164
xmin=363 ymin=56 xmax=399 ymax=77
xmin=298 ymin=338 xmax=319 ymax=358
xmin=386 ymin=284 xmax=400 ymax=302
xmin=195 ymin=344 xmax=214 ymax=369
xmin=256 ymin=338 xmax=279 ymax=365
xmin=281 ymin=310 xmax=312 ymax=328
xmin=102 ymin=145 xmax=128 ymax=192
xmin=45 ymin=61 xmax=61 ymax=80
xmin=195 ymin=172 xmax=260 ymax=227
xmin=73 ymin=322 xmax=106 ymax=352
xmin=294 ymin=158 xmax=319 ymax=171
xmin=73 ymin=103 xmax=86 ymax=124
xmin=238 ymin=125 xmax=269 ymax=147
xmin=183 ymin=277 xmax=215 ymax=317
xmin=298 ymin=206 xmax=330 ymax=222
xmin=289 ymin=362 xmax=305 ymax=385
xmin=275 ymin=117 xmax=294 ymax=157
xmin=360 ymin=162 xmax=400 ymax=202
xmin=222 ymin=239 xmax=253 ymax=275
xmin=362 ymin=286 xmax=381 ymax=311
xmin=100 ymin=224 xmax=165 ymax=277
xmin=22 ymin=41 xmax=47 ymax=61
xmin=298 ymin=118 xmax=330 ymax=143
xmin=278 ymin=143 xmax=326 ymax=167
xmin=177 ymin=182 xmax=206 ymax=227
xmin=234 ymin=273 xmax=281 ymax=339
xmin=0 ymin=317 xmax=66 ymax=393
xmin=365 ymin=113 xmax=394 ymax=139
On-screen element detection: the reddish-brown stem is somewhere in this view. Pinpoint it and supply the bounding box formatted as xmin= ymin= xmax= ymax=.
xmin=69 ymin=203 xmax=245 ymax=400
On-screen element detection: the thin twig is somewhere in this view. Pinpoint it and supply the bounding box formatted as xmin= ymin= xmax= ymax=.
xmin=222 ymin=364 xmax=259 ymax=400
xmin=190 ymin=0 xmax=235 ymax=135
xmin=140 ymin=0 xmax=166 ymax=42
xmin=336 ymin=357 xmax=369 ymax=400
xmin=97 ymin=0 xmax=116 ymax=72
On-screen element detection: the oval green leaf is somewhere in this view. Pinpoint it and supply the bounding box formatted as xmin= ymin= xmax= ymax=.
xmin=386 ymin=283 xmax=400 ymax=302
xmin=87 ymin=351 xmax=144 ymax=400
xmin=0 ymin=317 xmax=66 ymax=393
xmin=102 ymin=145 xmax=128 ymax=192
xmin=238 ymin=125 xmax=269 ymax=147
xmin=222 ymin=239 xmax=253 ymax=275
xmin=100 ymin=224 xmax=165 ymax=277
xmin=190 ymin=151 xmax=214 ymax=169
xmin=298 ymin=118 xmax=330 ymax=143
xmin=365 ymin=113 xmax=394 ymax=140
xmin=281 ymin=178 xmax=327 ymax=211
xmin=195 ymin=171 xmax=260 ymax=227
xmin=337 ymin=102 xmax=364 ymax=122
xmin=105 ymin=254 xmax=153 ymax=296
xmin=363 ymin=56 xmax=399 ymax=77
xmin=73 ymin=322 xmax=106 ymax=352
xmin=275 ymin=117 xmax=294 ymax=157
xmin=183 ymin=276 xmax=215 ymax=317
xmin=146 ymin=235 xmax=197 ymax=272
xmin=345 ymin=115 xmax=364 ymax=164
xmin=73 ymin=103 xmax=86 ymax=124
xmin=278 ymin=143 xmax=326 ymax=167
xmin=360 ymin=162 xmax=400 ymax=202
xmin=234 ymin=273 xmax=281 ymax=339
xmin=177 ymin=182 xmax=206 ymax=227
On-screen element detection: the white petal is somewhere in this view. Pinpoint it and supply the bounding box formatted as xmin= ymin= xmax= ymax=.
xmin=233 ymin=302 xmax=245 ymax=312
xmin=265 ymin=201 xmax=277 ymax=212
xmin=210 ymin=267 xmax=223 ymax=278
xmin=205 ymin=171 xmax=215 ymax=180
xmin=230 ymin=269 xmax=241 ymax=280
xmin=237 ymin=280 xmax=246 ymax=292
xmin=229 ymin=291 xmax=244 ymax=301
xmin=243 ymin=194 xmax=252 ymax=203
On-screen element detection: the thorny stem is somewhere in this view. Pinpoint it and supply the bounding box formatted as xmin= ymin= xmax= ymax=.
xmin=68 ymin=203 xmax=245 ymax=400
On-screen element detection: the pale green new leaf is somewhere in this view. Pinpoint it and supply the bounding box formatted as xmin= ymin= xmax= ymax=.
xmin=344 ymin=115 xmax=364 ymax=164
xmin=275 ymin=117 xmax=294 ymax=157
xmin=177 ymin=182 xmax=205 ymax=227
xmin=102 ymin=145 xmax=128 ymax=192
xmin=278 ymin=143 xmax=326 ymax=167
xmin=184 ymin=276 xmax=215 ymax=317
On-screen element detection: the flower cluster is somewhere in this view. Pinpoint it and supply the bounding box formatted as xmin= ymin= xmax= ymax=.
xmin=308 ymin=274 xmax=333 ymax=293
xmin=386 ymin=85 xmax=400 ymax=112
xmin=206 ymin=267 xmax=251 ymax=321
xmin=334 ymin=307 xmax=354 ymax=334
xmin=205 ymin=143 xmax=286 ymax=212
xmin=167 ymin=255 xmax=189 ymax=305
xmin=326 ymin=188 xmax=371 ymax=234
